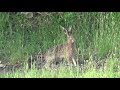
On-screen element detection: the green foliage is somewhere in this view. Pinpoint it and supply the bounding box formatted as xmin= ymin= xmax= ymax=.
xmin=0 ymin=58 xmax=120 ymax=78
xmin=0 ymin=12 xmax=120 ymax=77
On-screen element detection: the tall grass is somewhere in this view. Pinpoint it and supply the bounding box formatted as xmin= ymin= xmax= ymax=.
xmin=0 ymin=12 xmax=120 ymax=78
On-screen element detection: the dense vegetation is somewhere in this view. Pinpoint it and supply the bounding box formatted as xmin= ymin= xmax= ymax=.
xmin=0 ymin=12 xmax=120 ymax=78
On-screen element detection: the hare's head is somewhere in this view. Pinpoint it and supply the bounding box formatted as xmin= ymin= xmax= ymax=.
xmin=60 ymin=26 xmax=75 ymax=43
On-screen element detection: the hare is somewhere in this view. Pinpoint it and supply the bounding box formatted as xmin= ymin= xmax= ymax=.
xmin=27 ymin=26 xmax=77 ymax=69
xmin=42 ymin=26 xmax=77 ymax=69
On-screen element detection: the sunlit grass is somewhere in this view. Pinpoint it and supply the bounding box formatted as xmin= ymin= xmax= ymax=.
xmin=0 ymin=58 xmax=120 ymax=78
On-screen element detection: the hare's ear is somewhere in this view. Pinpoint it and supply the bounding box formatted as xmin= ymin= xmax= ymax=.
xmin=68 ymin=26 xmax=72 ymax=31
xmin=68 ymin=26 xmax=72 ymax=34
xmin=60 ymin=26 xmax=68 ymax=35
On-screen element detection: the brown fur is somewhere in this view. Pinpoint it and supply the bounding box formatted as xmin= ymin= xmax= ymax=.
xmin=43 ymin=26 xmax=77 ymax=69
xmin=27 ymin=26 xmax=77 ymax=69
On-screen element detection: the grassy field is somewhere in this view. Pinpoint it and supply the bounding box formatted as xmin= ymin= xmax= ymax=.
xmin=0 ymin=58 xmax=120 ymax=78
xmin=0 ymin=12 xmax=120 ymax=78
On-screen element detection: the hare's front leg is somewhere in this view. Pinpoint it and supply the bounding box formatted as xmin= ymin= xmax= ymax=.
xmin=72 ymin=57 xmax=77 ymax=66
